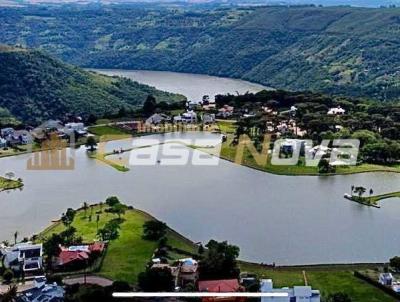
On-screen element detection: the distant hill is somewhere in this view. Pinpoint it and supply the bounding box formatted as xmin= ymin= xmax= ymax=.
xmin=0 ymin=45 xmax=184 ymax=124
xmin=1 ymin=5 xmax=400 ymax=100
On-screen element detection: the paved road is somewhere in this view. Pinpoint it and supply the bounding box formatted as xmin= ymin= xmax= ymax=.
xmin=63 ymin=275 xmax=113 ymax=287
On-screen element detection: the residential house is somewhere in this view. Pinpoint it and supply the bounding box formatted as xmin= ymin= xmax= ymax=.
xmin=146 ymin=113 xmax=171 ymax=125
xmin=54 ymin=242 xmax=106 ymax=271
xmin=217 ymin=105 xmax=234 ymax=118
xmin=328 ymin=106 xmax=346 ymax=115
xmin=17 ymin=277 xmax=65 ymax=302
xmin=31 ymin=120 xmax=64 ymax=141
xmin=202 ymin=113 xmax=216 ymax=124
xmin=260 ymin=279 xmax=320 ymax=302
xmin=1 ymin=127 xmax=15 ymax=137
xmin=178 ymin=258 xmax=198 ymax=285
xmin=63 ymin=122 xmax=87 ymax=136
xmin=2 ymin=243 xmax=43 ymax=276
xmin=198 ymin=279 xmax=245 ymax=302
xmin=8 ymin=130 xmax=33 ymax=145
xmin=182 ymin=111 xmax=197 ymax=123
xmin=379 ymin=273 xmax=394 ymax=286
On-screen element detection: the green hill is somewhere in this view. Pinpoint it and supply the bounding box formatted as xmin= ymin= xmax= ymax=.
xmin=1 ymin=5 xmax=400 ymax=100
xmin=0 ymin=45 xmax=184 ymax=124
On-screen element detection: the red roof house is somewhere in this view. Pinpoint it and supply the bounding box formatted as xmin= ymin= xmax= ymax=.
xmin=56 ymin=250 xmax=90 ymax=269
xmin=198 ymin=279 xmax=245 ymax=302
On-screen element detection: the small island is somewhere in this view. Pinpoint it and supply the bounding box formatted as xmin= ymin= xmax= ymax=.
xmin=0 ymin=172 xmax=23 ymax=192
xmin=344 ymin=186 xmax=400 ymax=208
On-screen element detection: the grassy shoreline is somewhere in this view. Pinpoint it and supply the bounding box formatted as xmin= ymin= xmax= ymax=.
xmin=35 ymin=203 xmax=396 ymax=301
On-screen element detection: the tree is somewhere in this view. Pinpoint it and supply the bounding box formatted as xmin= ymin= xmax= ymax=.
xmin=97 ymin=220 xmax=120 ymax=241
xmin=13 ymin=231 xmax=18 ymax=245
xmin=326 ymin=292 xmax=352 ymax=302
xmin=199 ymin=240 xmax=240 ymax=280
xmin=3 ymin=269 xmax=14 ymax=283
xmin=142 ymin=220 xmax=167 ymax=241
xmin=105 ymin=196 xmax=120 ymax=207
xmin=85 ymin=136 xmax=97 ymax=152
xmin=138 ymin=267 xmax=174 ymax=292
xmin=5 ymin=172 xmax=15 ymax=180
xmin=61 ymin=208 xmax=76 ymax=227
xmin=390 ymin=256 xmax=400 ymax=272
xmin=143 ymin=95 xmax=157 ymax=117
xmin=354 ymin=186 xmax=366 ymax=198
xmin=82 ymin=202 xmax=89 ymax=218
xmin=318 ymin=158 xmax=335 ymax=174
xmin=109 ymin=203 xmax=126 ymax=219
xmin=43 ymin=233 xmax=63 ymax=268
xmin=0 ymin=285 xmax=17 ymax=302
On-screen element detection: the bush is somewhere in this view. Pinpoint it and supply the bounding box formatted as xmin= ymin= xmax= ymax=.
xmin=3 ymin=269 xmax=14 ymax=283
xmin=142 ymin=220 xmax=167 ymax=241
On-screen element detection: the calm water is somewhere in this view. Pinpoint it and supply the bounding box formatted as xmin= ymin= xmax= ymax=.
xmin=1 ymin=132 xmax=400 ymax=265
xmin=92 ymin=69 xmax=270 ymax=102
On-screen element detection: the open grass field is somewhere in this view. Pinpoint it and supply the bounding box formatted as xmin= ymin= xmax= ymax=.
xmin=38 ymin=204 xmax=197 ymax=284
xmin=240 ymin=262 xmax=396 ymax=302
xmin=88 ymin=125 xmax=131 ymax=137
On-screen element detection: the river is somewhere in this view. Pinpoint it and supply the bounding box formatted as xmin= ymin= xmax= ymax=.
xmin=93 ymin=69 xmax=270 ymax=102
xmin=0 ymin=71 xmax=399 ymax=265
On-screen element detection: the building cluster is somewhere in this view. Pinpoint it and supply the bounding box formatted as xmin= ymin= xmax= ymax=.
xmin=0 ymin=241 xmax=106 ymax=301
xmin=148 ymin=256 xmax=321 ymax=302
xmin=0 ymin=119 xmax=88 ymax=150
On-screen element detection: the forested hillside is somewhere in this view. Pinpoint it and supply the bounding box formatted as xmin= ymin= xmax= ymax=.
xmin=1 ymin=5 xmax=400 ymax=100
xmin=0 ymin=45 xmax=184 ymax=124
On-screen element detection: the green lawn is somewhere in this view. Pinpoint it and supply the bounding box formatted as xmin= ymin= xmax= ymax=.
xmin=88 ymin=125 xmax=131 ymax=137
xmin=38 ymin=204 xmax=197 ymax=284
xmin=240 ymin=263 xmax=396 ymax=302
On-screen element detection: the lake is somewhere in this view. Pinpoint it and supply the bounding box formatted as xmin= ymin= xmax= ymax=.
xmin=93 ymin=69 xmax=270 ymax=102
xmin=1 ymin=132 xmax=400 ymax=265
xmin=0 ymin=70 xmax=400 ymax=265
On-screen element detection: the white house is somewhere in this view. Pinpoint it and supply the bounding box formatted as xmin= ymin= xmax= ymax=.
xmin=2 ymin=243 xmax=43 ymax=275
xmin=328 ymin=106 xmax=346 ymax=115
xmin=146 ymin=113 xmax=171 ymax=125
xmin=260 ymin=279 xmax=321 ymax=302
xmin=379 ymin=273 xmax=394 ymax=286
xmin=63 ymin=122 xmax=87 ymax=136
xmin=181 ymin=111 xmax=197 ymax=123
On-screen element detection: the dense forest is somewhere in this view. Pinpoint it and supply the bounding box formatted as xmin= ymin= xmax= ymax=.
xmin=0 ymin=45 xmax=184 ymax=124
xmin=1 ymin=5 xmax=400 ymax=100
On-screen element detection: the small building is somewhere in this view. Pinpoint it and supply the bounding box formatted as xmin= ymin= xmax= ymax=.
xmin=379 ymin=273 xmax=394 ymax=286
xmin=260 ymin=279 xmax=320 ymax=302
xmin=198 ymin=279 xmax=245 ymax=302
xmin=181 ymin=110 xmax=197 ymax=123
xmin=2 ymin=243 xmax=43 ymax=276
